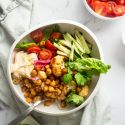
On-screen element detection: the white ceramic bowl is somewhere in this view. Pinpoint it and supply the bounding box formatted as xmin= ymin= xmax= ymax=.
xmin=7 ymin=20 xmax=104 ymax=116
xmin=122 ymin=29 xmax=125 ymax=46
xmin=83 ymin=0 xmax=124 ymax=21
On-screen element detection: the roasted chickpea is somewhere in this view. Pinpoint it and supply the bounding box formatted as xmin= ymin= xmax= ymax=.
xmin=44 ymin=99 xmax=54 ymax=106
xmin=60 ymin=101 xmax=66 ymax=108
xmin=49 ymin=86 xmax=55 ymax=92
xmin=45 ymin=92 xmax=52 ymax=97
xmin=43 ymin=85 xmax=49 ymax=92
xmin=31 ymin=69 xmax=37 ymax=77
xmin=31 ymin=89 xmax=36 ymax=96
xmin=33 ymin=96 xmax=41 ymax=102
xmin=21 ymin=86 xmax=27 ymax=92
xmin=34 ymin=86 xmax=41 ymax=92
xmin=39 ymin=41 xmax=45 ymax=47
xmin=76 ymin=87 xmax=82 ymax=93
xmin=26 ymin=97 xmax=32 ymax=103
xmin=35 ymin=79 xmax=42 ymax=86
xmin=49 ymin=75 xmax=55 ymax=81
xmin=38 ymin=71 xmax=47 ymax=80
xmin=13 ymin=78 xmax=21 ymax=84
xmin=35 ymin=65 xmax=42 ymax=71
xmin=50 ymin=80 xmax=56 ymax=87
xmin=45 ymin=79 xmax=51 ymax=85
xmin=24 ymin=92 xmax=30 ymax=97
xmin=55 ymin=79 xmax=59 ymax=84
xmin=59 ymin=85 xmax=63 ymax=90
xmin=57 ymin=94 xmax=65 ymax=100
xmin=25 ymin=82 xmax=32 ymax=88
xmin=41 ymin=67 xmax=45 ymax=71
xmin=45 ymin=64 xmax=50 ymax=69
xmin=63 ymin=85 xmax=68 ymax=95
xmin=24 ymin=79 xmax=29 ymax=84
xmin=56 ymin=89 xmax=61 ymax=95
xmin=46 ymin=68 xmax=52 ymax=76
xmin=50 ymin=93 xmax=56 ymax=99
xmin=62 ymin=68 xmax=68 ymax=74
xmin=11 ymin=74 xmax=22 ymax=84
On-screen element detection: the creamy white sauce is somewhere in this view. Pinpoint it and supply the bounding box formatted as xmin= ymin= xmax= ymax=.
xmin=11 ymin=51 xmax=38 ymax=78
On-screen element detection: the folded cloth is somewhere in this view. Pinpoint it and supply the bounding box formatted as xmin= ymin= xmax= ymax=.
xmin=0 ymin=0 xmax=112 ymax=125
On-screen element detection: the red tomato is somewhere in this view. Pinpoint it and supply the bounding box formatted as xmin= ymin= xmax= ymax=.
xmin=107 ymin=1 xmax=117 ymax=15
xmin=100 ymin=0 xmax=108 ymax=1
xmin=45 ymin=40 xmax=57 ymax=51
xmin=94 ymin=2 xmax=108 ymax=16
xmin=91 ymin=0 xmax=101 ymax=9
xmin=115 ymin=0 xmax=125 ymax=5
xmin=30 ymin=29 xmax=43 ymax=43
xmin=113 ymin=5 xmax=125 ymax=16
xmin=87 ymin=0 xmax=92 ymax=4
xmin=39 ymin=49 xmax=52 ymax=60
xmin=27 ymin=45 xmax=41 ymax=54
xmin=50 ymin=32 xmax=62 ymax=40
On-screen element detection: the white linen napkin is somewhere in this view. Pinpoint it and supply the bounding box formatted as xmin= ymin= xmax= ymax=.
xmin=0 ymin=0 xmax=112 ymax=125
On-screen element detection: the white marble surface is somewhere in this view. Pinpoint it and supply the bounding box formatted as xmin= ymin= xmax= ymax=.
xmin=0 ymin=0 xmax=125 ymax=125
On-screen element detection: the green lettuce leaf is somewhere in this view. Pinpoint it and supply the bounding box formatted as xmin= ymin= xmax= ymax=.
xmin=67 ymin=58 xmax=111 ymax=75
xmin=16 ymin=42 xmax=36 ymax=49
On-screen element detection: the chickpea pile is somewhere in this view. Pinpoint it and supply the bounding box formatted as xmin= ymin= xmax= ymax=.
xmin=20 ymin=64 xmax=69 ymax=108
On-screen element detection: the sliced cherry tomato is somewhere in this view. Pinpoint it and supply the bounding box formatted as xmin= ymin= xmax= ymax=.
xmin=91 ymin=0 xmax=101 ymax=9
xmin=30 ymin=29 xmax=43 ymax=43
xmin=113 ymin=5 xmax=125 ymax=16
xmin=45 ymin=40 xmax=57 ymax=51
xmin=50 ymin=32 xmax=62 ymax=40
xmin=115 ymin=0 xmax=125 ymax=5
xmin=39 ymin=49 xmax=52 ymax=60
xmin=100 ymin=0 xmax=108 ymax=1
xmin=94 ymin=2 xmax=108 ymax=16
xmin=87 ymin=0 xmax=92 ymax=4
xmin=107 ymin=1 xmax=117 ymax=15
xmin=27 ymin=45 xmax=41 ymax=54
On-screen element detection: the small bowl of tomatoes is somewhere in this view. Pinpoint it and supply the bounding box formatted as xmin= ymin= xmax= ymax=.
xmin=83 ymin=0 xmax=125 ymax=20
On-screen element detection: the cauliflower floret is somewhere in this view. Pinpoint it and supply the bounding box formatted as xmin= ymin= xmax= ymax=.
xmin=50 ymin=55 xmax=64 ymax=77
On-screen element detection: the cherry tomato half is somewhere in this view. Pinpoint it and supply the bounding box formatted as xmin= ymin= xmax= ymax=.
xmin=94 ymin=2 xmax=108 ymax=16
xmin=91 ymin=0 xmax=101 ymax=9
xmin=39 ymin=49 xmax=52 ymax=60
xmin=87 ymin=0 xmax=92 ymax=4
xmin=115 ymin=0 xmax=125 ymax=5
xmin=27 ymin=45 xmax=41 ymax=54
xmin=107 ymin=1 xmax=117 ymax=15
xmin=100 ymin=0 xmax=108 ymax=1
xmin=50 ymin=32 xmax=62 ymax=40
xmin=113 ymin=5 xmax=125 ymax=16
xmin=45 ymin=40 xmax=57 ymax=51
xmin=30 ymin=29 xmax=43 ymax=43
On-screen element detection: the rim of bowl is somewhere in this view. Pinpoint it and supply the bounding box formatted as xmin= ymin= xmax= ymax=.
xmin=83 ymin=0 xmax=125 ymax=21
xmin=7 ymin=20 xmax=104 ymax=116
xmin=122 ymin=28 xmax=125 ymax=46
